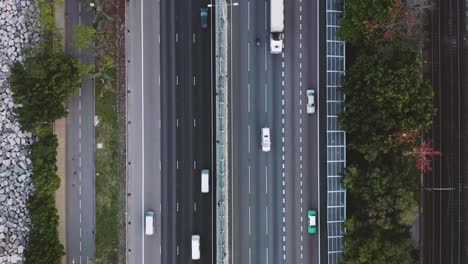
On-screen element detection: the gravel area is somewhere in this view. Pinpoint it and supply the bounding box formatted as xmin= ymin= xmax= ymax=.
xmin=0 ymin=0 xmax=40 ymax=263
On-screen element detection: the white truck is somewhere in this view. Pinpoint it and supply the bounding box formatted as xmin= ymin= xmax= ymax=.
xmin=270 ymin=0 xmax=284 ymax=54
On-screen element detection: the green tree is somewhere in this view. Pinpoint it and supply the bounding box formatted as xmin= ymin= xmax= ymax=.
xmin=24 ymin=128 xmax=64 ymax=264
xmin=342 ymin=218 xmax=414 ymax=264
xmin=343 ymin=157 xmax=418 ymax=227
xmin=24 ymin=194 xmax=64 ymax=264
xmin=339 ymin=47 xmax=433 ymax=161
xmin=339 ymin=0 xmax=407 ymax=45
xmin=72 ymin=24 xmax=96 ymax=49
xmin=94 ymin=55 xmax=116 ymax=96
xmin=29 ymin=129 xmax=60 ymax=197
xmin=8 ymin=48 xmax=82 ymax=131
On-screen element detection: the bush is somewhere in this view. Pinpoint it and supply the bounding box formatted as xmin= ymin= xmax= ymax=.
xmin=8 ymin=48 xmax=82 ymax=132
xmin=23 ymin=128 xmax=64 ymax=264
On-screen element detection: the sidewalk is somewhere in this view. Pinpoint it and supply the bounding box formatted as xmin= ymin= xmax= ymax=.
xmin=54 ymin=2 xmax=67 ymax=264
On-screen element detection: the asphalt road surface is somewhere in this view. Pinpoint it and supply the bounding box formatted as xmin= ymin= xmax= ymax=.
xmin=65 ymin=0 xmax=96 ymax=263
xmin=126 ymin=0 xmax=162 ymax=263
xmin=126 ymin=0 xmax=215 ymax=263
xmin=173 ymin=0 xmax=215 ymax=263
xmin=422 ymin=0 xmax=468 ymax=262
xmin=231 ymin=0 xmax=321 ymax=263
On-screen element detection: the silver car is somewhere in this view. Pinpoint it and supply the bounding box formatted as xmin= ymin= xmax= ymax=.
xmin=306 ymin=89 xmax=315 ymax=114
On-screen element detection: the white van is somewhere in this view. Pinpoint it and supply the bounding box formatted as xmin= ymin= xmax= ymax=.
xmin=201 ymin=169 xmax=209 ymax=193
xmin=192 ymin=235 xmax=201 ymax=260
xmin=145 ymin=210 xmax=155 ymax=235
xmin=261 ymin=127 xmax=271 ymax=152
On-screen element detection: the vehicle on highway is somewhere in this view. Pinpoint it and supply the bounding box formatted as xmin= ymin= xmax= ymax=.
xmin=200 ymin=7 xmax=208 ymax=29
xmin=192 ymin=235 xmax=201 ymax=260
xmin=270 ymin=0 xmax=284 ymax=54
xmin=261 ymin=127 xmax=271 ymax=152
xmin=201 ymin=169 xmax=209 ymax=193
xmin=306 ymin=89 xmax=316 ymax=114
xmin=145 ymin=210 xmax=155 ymax=235
xmin=308 ymin=210 xmax=317 ymax=234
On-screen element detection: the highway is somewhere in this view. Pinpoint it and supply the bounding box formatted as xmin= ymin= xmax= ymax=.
xmin=231 ymin=0 xmax=321 ymax=263
xmin=126 ymin=0 xmax=215 ymax=263
xmin=65 ymin=0 xmax=96 ymax=263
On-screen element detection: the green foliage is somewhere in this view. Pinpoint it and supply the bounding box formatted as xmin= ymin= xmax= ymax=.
xmin=24 ymin=128 xmax=64 ymax=264
xmin=72 ymin=24 xmax=96 ymax=49
xmin=339 ymin=0 xmax=394 ymax=45
xmin=342 ymin=218 xmax=414 ymax=264
xmin=339 ymin=0 xmax=407 ymax=46
xmin=343 ymin=156 xmax=418 ymax=228
xmin=339 ymin=46 xmax=434 ymax=160
xmin=94 ymin=55 xmax=116 ymax=95
xmin=29 ymin=128 xmax=60 ymax=197
xmin=338 ymin=0 xmax=434 ymax=262
xmin=37 ymin=0 xmax=63 ymax=33
xmin=8 ymin=47 xmax=82 ymax=132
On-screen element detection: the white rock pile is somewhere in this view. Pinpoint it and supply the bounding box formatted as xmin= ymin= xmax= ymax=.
xmin=0 ymin=0 xmax=41 ymax=263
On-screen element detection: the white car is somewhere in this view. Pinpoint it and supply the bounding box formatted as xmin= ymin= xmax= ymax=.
xmin=145 ymin=210 xmax=155 ymax=235
xmin=306 ymin=89 xmax=315 ymax=114
xmin=192 ymin=235 xmax=201 ymax=260
xmin=261 ymin=127 xmax=271 ymax=152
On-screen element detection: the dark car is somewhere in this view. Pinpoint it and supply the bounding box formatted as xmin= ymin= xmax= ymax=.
xmin=200 ymin=7 xmax=208 ymax=28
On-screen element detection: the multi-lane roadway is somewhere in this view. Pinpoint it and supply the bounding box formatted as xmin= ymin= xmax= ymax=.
xmin=231 ymin=0 xmax=321 ymax=263
xmin=126 ymin=0 xmax=215 ymax=263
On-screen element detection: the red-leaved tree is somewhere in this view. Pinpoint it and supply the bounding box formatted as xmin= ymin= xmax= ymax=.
xmin=410 ymin=139 xmax=441 ymax=172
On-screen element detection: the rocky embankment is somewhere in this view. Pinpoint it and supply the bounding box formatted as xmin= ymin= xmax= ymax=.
xmin=0 ymin=0 xmax=40 ymax=263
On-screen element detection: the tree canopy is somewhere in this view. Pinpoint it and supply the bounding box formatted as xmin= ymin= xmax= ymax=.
xmin=339 ymin=47 xmax=434 ymax=160
xmin=72 ymin=24 xmax=96 ymax=49
xmin=8 ymin=48 xmax=82 ymax=131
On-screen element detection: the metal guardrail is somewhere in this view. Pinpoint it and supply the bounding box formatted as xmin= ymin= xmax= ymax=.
xmin=326 ymin=0 xmax=346 ymax=263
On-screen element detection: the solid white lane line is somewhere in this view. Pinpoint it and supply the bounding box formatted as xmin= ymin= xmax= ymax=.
xmin=316 ymin=0 xmax=321 ymax=260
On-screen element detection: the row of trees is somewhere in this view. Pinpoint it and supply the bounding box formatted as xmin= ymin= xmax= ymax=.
xmin=8 ymin=46 xmax=84 ymax=264
xmin=338 ymin=0 xmax=435 ymax=263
